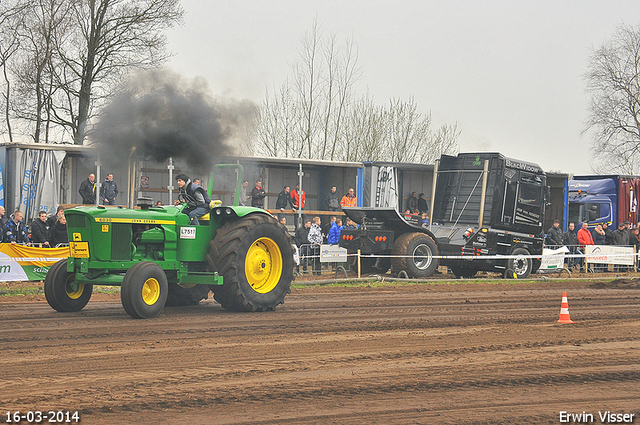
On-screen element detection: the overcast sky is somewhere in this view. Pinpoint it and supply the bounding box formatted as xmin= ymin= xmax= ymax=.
xmin=166 ymin=0 xmax=640 ymax=175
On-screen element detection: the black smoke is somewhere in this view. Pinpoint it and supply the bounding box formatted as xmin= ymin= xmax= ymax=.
xmin=92 ymin=70 xmax=257 ymax=173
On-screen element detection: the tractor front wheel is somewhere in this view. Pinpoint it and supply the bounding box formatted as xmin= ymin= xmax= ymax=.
xmin=44 ymin=259 xmax=92 ymax=312
xmin=121 ymin=262 xmax=168 ymax=319
xmin=207 ymin=214 xmax=294 ymax=312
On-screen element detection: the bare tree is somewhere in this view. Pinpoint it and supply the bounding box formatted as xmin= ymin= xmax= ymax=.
xmin=0 ymin=0 xmax=29 ymax=142
xmin=585 ymin=24 xmax=640 ymax=174
xmin=54 ymin=0 xmax=184 ymax=144
xmin=253 ymin=20 xmax=458 ymax=164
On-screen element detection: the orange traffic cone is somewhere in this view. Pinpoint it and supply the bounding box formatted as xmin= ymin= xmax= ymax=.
xmin=557 ymin=292 xmax=575 ymax=324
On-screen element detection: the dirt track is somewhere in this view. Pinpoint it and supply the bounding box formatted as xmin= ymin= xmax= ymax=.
xmin=1 ymin=278 xmax=640 ymax=424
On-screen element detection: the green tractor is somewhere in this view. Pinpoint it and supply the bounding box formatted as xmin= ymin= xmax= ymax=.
xmin=44 ymin=164 xmax=294 ymax=319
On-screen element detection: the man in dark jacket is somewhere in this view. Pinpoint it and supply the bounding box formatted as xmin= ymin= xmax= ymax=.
xmin=5 ymin=210 xmax=30 ymax=245
xmin=294 ymin=218 xmax=311 ymax=273
xmin=0 ymin=206 xmax=7 ymax=242
xmin=47 ymin=206 xmax=65 ymax=229
xmin=31 ymin=210 xmax=50 ymax=247
xmin=612 ymin=222 xmax=631 ymax=271
xmin=563 ymin=222 xmax=579 ymax=269
xmin=49 ymin=215 xmax=68 ymax=247
xmin=602 ymin=222 xmax=614 ymax=245
xmin=251 ymin=180 xmax=266 ymax=209
xmin=79 ymin=173 xmax=96 ymax=204
xmin=275 ymin=185 xmax=292 ymax=212
xmin=175 ymin=172 xmax=211 ymax=225
xmin=546 ymin=219 xmax=564 ymax=247
xmin=407 ymin=192 xmax=419 ymax=214
xmin=325 ymin=186 xmax=340 ymax=211
xmin=417 ymin=193 xmax=429 ymax=215
xmin=100 ymin=174 xmax=118 ymax=205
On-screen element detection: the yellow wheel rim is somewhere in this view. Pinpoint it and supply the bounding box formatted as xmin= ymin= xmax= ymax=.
xmin=142 ymin=278 xmax=161 ymax=305
xmin=65 ymin=276 xmax=84 ymax=300
xmin=245 ymin=237 xmax=283 ymax=294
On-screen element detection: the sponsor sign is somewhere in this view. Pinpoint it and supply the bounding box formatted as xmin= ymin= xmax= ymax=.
xmin=0 ymin=243 xmax=69 ymax=282
xmin=539 ymin=246 xmax=568 ymax=271
xmin=69 ymin=242 xmax=89 ymax=258
xmin=320 ymin=244 xmax=348 ymax=262
xmin=585 ymin=245 xmax=635 ymax=266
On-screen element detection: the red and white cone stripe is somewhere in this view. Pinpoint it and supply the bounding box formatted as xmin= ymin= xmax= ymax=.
xmin=557 ymin=291 xmax=575 ymax=324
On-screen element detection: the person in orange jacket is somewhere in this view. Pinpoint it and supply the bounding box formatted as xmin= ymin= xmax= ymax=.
xmin=291 ymin=184 xmax=306 ymax=228
xmin=340 ymin=188 xmax=357 ymax=208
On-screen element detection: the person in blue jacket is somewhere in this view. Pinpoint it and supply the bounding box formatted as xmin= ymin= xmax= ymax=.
xmin=327 ymin=218 xmax=343 ymax=245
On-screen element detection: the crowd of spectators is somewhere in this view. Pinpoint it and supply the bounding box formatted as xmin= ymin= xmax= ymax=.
xmin=0 ymin=205 xmax=68 ymax=248
xmin=546 ymin=219 xmax=639 ymax=272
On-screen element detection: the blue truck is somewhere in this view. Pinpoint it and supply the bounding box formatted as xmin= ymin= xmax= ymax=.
xmin=568 ymin=175 xmax=640 ymax=228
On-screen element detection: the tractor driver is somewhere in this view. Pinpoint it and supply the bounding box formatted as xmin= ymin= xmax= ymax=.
xmin=175 ymin=172 xmax=211 ymax=225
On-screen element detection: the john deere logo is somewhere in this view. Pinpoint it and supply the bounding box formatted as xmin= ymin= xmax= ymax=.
xmin=472 ymin=156 xmax=482 ymax=166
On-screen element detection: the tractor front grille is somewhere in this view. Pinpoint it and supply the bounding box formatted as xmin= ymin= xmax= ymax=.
xmin=111 ymin=224 xmax=132 ymax=261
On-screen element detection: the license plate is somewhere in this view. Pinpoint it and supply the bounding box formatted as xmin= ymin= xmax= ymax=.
xmin=69 ymin=242 xmax=90 ymax=258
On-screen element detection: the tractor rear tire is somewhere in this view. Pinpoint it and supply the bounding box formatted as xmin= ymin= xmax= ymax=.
xmin=391 ymin=232 xmax=439 ymax=278
xmin=44 ymin=259 xmax=92 ymax=312
xmin=208 ymin=214 xmax=294 ymax=312
xmin=164 ymin=283 xmax=210 ymax=306
xmin=121 ymin=262 xmax=168 ymax=319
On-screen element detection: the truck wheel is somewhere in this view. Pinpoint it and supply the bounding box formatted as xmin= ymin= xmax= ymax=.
xmin=359 ymin=255 xmax=391 ymax=274
xmin=121 ymin=262 xmax=168 ymax=319
xmin=450 ymin=266 xmax=478 ymax=278
xmin=44 ymin=259 xmax=92 ymax=312
xmin=209 ymin=214 xmax=294 ymax=312
xmin=164 ymin=283 xmax=210 ymax=306
xmin=391 ymin=232 xmax=439 ymax=278
xmin=507 ymin=248 xmax=532 ymax=279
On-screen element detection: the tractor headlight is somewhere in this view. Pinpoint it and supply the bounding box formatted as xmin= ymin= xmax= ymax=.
xmin=215 ymin=209 xmax=222 ymax=216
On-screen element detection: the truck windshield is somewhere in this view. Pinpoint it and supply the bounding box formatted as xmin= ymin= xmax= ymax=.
xmin=568 ymin=203 xmax=583 ymax=224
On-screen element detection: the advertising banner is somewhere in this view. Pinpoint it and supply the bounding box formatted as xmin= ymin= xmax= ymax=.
xmin=0 ymin=243 xmax=69 ymax=282
xmin=585 ymin=245 xmax=635 ymax=266
xmin=539 ymin=246 xmax=568 ymax=271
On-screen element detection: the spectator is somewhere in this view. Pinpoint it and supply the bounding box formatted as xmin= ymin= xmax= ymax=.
xmin=276 ymin=185 xmax=292 ymax=212
xmin=323 ymin=216 xmax=336 ymax=244
xmin=577 ymin=222 xmax=595 ymax=272
xmin=407 ymin=191 xmax=419 ymax=214
xmin=421 ymin=212 xmax=429 ymax=227
xmin=279 ymin=215 xmax=288 ymax=228
xmin=328 ymin=218 xmax=343 ymax=245
xmin=294 ymin=218 xmax=312 ymax=273
xmin=612 ymin=222 xmax=631 ymax=272
xmin=602 ymin=222 xmax=614 ymax=245
xmin=49 ymin=215 xmax=68 ymax=247
xmin=340 ymin=188 xmax=357 ymax=208
xmin=308 ymin=216 xmax=323 ymax=275
xmin=154 ymin=200 xmax=163 ymax=206
xmin=31 ymin=210 xmax=50 ymax=247
xmin=563 ymin=222 xmax=579 ymax=270
xmin=100 ymin=173 xmax=118 ymax=205
xmin=632 ymin=227 xmax=640 ymax=269
xmin=193 ymin=179 xmax=201 ymax=185
xmin=5 ymin=210 xmax=30 ymax=245
xmin=592 ymin=224 xmax=607 ymax=272
xmin=47 ymin=206 xmax=65 ymax=229
xmin=251 ymin=180 xmax=266 ymax=209
xmin=546 ymin=219 xmax=564 ymax=247
xmin=79 ymin=173 xmax=96 ymax=204
xmin=417 ymin=193 xmax=429 ymax=215
xmin=0 ymin=206 xmax=7 ymax=242
xmin=291 ymin=184 xmax=306 ymax=228
xmin=233 ymin=180 xmax=250 ymax=206
xmin=343 ymin=217 xmax=358 ymax=230
xmin=592 ymin=224 xmax=606 ymax=245
xmin=325 ymin=186 xmax=340 ymax=211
